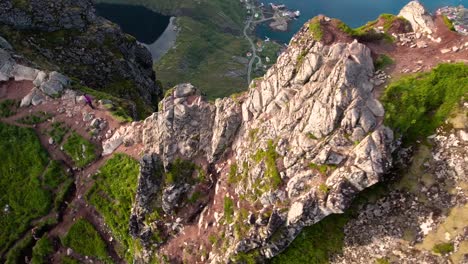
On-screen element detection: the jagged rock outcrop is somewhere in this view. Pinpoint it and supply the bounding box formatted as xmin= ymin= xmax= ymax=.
xmin=398 ymin=1 xmax=435 ymax=35
xmin=0 ymin=0 xmax=161 ymax=115
xmin=104 ymin=16 xmax=395 ymax=262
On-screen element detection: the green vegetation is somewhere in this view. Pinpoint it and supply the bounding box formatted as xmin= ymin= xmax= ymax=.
xmin=309 ymin=18 xmax=324 ymax=41
xmin=232 ymin=249 xmax=260 ymax=264
xmin=63 ymin=132 xmax=97 ymax=168
xmin=12 ymin=0 xmax=30 ymax=10
xmin=272 ymin=213 xmax=348 ymax=264
xmin=442 ymin=15 xmax=456 ymax=31
xmin=87 ymin=154 xmax=140 ymax=262
xmin=223 ymin=196 xmax=235 ymax=224
xmin=374 ymin=54 xmax=394 ymax=70
xmin=61 ymin=219 xmax=110 ymax=262
xmin=252 ymin=139 xmax=281 ymax=188
xmin=432 ymin=242 xmax=454 ymax=254
xmin=48 ymin=121 xmax=69 ymax=144
xmin=31 ymin=236 xmax=54 ymax=264
xmin=43 ymin=160 xmax=67 ymax=189
xmin=336 ymin=15 xmax=399 ymax=43
xmin=72 ymin=82 xmax=134 ymax=122
xmin=0 ymin=99 xmax=17 ymax=118
xmin=17 ymin=111 xmax=52 ymax=125
xmin=228 ymin=162 xmax=239 ymax=184
xmin=375 ymin=258 xmax=390 ymax=264
xmin=4 ymin=234 xmax=34 ymax=264
xmin=61 ymin=256 xmax=80 ymax=264
xmin=381 ymin=63 xmax=468 ymax=142
xmin=309 ymin=163 xmax=336 ymax=175
xmin=318 ymin=183 xmax=330 ymax=194
xmin=165 ymin=158 xmax=196 ymax=185
xmin=0 ymin=122 xmax=52 ymax=255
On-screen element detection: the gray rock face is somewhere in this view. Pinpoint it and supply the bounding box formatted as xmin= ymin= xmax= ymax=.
xmin=398 ymin=1 xmax=435 ymax=35
xmin=0 ymin=0 xmax=161 ymax=112
xmin=106 ymin=17 xmax=394 ymax=263
xmin=0 ymin=0 xmax=95 ymax=32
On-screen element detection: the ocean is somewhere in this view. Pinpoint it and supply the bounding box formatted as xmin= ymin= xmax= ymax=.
xmin=256 ymin=0 xmax=466 ymax=43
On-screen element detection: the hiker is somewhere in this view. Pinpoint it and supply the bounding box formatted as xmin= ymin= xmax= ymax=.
xmin=84 ymin=94 xmax=95 ymax=109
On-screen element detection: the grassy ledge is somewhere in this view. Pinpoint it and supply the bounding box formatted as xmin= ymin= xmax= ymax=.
xmin=63 ymin=132 xmax=97 ymax=168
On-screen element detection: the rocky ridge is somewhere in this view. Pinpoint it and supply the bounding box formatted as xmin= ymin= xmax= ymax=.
xmin=104 ymin=14 xmax=395 ymax=262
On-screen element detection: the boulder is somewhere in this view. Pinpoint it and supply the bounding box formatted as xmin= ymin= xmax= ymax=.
xmin=398 ymin=1 xmax=435 ymax=35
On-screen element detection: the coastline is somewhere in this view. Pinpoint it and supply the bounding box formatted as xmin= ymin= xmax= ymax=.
xmin=143 ymin=17 xmax=179 ymax=62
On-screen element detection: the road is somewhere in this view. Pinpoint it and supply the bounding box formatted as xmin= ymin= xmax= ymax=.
xmin=243 ymin=7 xmax=261 ymax=85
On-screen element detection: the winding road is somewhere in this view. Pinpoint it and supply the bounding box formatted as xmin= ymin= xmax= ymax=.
xmin=244 ymin=7 xmax=261 ymax=85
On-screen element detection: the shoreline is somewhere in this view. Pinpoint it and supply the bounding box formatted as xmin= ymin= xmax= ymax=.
xmin=143 ymin=17 xmax=179 ymax=62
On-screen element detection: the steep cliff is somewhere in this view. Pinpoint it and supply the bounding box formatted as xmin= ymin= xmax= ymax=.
xmin=0 ymin=0 xmax=161 ymax=118
xmin=104 ymin=17 xmax=395 ymax=262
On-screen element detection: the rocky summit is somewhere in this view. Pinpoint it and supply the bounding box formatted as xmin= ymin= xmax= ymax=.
xmin=104 ymin=21 xmax=394 ymax=262
xmin=0 ymin=0 xmax=467 ymax=263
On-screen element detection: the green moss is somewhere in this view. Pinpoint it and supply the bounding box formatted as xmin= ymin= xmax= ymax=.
xmin=442 ymin=15 xmax=456 ymax=31
xmin=309 ymin=18 xmax=324 ymax=41
xmin=223 ymin=196 xmax=234 ymax=224
xmin=12 ymin=0 xmax=30 ymax=10
xmin=60 ymin=256 xmax=80 ymax=264
xmin=0 ymin=99 xmax=17 ymax=118
xmin=31 ymin=236 xmax=54 ymax=264
xmin=248 ymin=128 xmax=260 ymax=143
xmin=382 ymin=63 xmax=468 ymax=142
xmin=231 ymin=249 xmax=260 ymax=264
xmin=63 ymin=132 xmax=96 ymax=168
xmin=306 ymin=133 xmax=318 ymax=140
xmin=187 ymin=191 xmax=202 ymax=204
xmin=87 ymin=154 xmax=139 ymax=262
xmin=432 ymin=242 xmax=454 ymax=254
xmin=61 ymin=219 xmax=111 ymax=262
xmin=318 ymin=183 xmax=330 ymax=194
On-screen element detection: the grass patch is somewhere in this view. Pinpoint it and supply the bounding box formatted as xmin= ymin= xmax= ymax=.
xmin=381 ymin=63 xmax=468 ymax=142
xmin=31 ymin=236 xmax=54 ymax=264
xmin=63 ymin=132 xmax=96 ymax=168
xmin=336 ymin=17 xmax=397 ymax=43
xmin=375 ymin=258 xmax=390 ymax=264
xmin=60 ymin=256 xmax=80 ymax=264
xmin=17 ymin=111 xmax=52 ymax=125
xmin=48 ymin=121 xmax=69 ymax=144
xmin=224 ymin=196 xmax=234 ymax=224
xmin=318 ymin=183 xmax=330 ymax=194
xmin=0 ymin=99 xmax=17 ymax=118
xmin=42 ymin=160 xmax=67 ymax=189
xmin=61 ymin=219 xmax=110 ymax=262
xmin=432 ymin=242 xmax=454 ymax=254
xmin=87 ymin=153 xmax=140 ymax=262
xmin=228 ymin=162 xmax=239 ymax=184
xmin=309 ymin=18 xmax=324 ymax=41
xmin=374 ymin=54 xmax=394 ymax=70
xmin=442 ymin=15 xmax=456 ymax=32
xmin=0 ymin=122 xmax=53 ymax=255
xmin=271 ymin=213 xmax=348 ymax=264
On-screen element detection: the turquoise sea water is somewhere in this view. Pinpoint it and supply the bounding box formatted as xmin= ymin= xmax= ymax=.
xmin=256 ymin=0 xmax=466 ymax=43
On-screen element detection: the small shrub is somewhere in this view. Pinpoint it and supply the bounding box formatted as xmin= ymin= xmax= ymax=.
xmin=432 ymin=242 xmax=454 ymax=254
xmin=165 ymin=158 xmax=195 ymax=185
